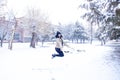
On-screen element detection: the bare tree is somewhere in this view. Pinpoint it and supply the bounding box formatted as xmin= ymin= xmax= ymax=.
xmin=8 ymin=16 xmax=17 ymax=50
xmin=38 ymin=22 xmax=52 ymax=46
xmin=25 ymin=7 xmax=52 ymax=47
xmin=0 ymin=0 xmax=10 ymax=47
xmin=0 ymin=19 xmax=8 ymax=47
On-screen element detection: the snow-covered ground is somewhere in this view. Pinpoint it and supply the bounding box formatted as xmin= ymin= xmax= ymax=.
xmin=0 ymin=41 xmax=120 ymax=80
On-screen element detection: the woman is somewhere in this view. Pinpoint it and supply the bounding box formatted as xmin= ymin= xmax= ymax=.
xmin=52 ymin=31 xmax=67 ymax=58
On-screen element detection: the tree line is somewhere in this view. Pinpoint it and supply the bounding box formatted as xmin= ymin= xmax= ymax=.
xmin=79 ymin=0 xmax=120 ymax=45
xmin=1 ymin=0 xmax=120 ymax=49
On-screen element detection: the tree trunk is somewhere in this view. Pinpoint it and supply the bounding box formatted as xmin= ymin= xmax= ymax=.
xmin=41 ymin=40 xmax=44 ymax=47
xmin=30 ymin=32 xmax=37 ymax=48
xmin=8 ymin=16 xmax=17 ymax=50
xmin=8 ymin=29 xmax=15 ymax=50
xmin=0 ymin=39 xmax=4 ymax=47
xmin=90 ymin=23 xmax=93 ymax=44
xmin=0 ymin=32 xmax=7 ymax=47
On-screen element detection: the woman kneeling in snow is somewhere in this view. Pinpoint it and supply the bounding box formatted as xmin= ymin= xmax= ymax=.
xmin=52 ymin=31 xmax=69 ymax=59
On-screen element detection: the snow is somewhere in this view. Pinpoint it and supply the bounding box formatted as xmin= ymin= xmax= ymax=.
xmin=0 ymin=42 xmax=120 ymax=80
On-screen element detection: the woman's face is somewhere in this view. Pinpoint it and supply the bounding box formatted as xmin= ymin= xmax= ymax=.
xmin=58 ymin=34 xmax=61 ymax=37
xmin=58 ymin=34 xmax=62 ymax=38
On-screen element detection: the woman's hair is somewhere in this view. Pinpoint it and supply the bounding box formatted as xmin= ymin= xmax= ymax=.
xmin=55 ymin=31 xmax=62 ymax=38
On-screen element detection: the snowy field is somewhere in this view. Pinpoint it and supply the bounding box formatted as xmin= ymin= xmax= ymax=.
xmin=0 ymin=42 xmax=120 ymax=80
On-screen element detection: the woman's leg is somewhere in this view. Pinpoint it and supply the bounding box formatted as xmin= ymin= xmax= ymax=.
xmin=52 ymin=48 xmax=64 ymax=58
xmin=56 ymin=48 xmax=64 ymax=57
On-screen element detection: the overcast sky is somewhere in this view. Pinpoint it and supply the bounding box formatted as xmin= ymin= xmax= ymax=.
xmin=7 ymin=0 xmax=82 ymax=25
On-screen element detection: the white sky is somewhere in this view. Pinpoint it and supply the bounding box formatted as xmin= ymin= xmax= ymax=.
xmin=7 ymin=0 xmax=82 ymax=25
